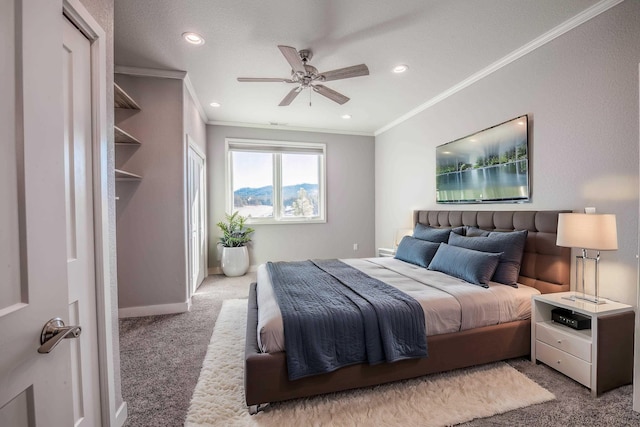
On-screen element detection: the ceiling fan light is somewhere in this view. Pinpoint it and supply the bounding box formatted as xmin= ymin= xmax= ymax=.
xmin=341 ymin=114 xmax=352 ymax=119
xmin=182 ymin=32 xmax=205 ymax=45
xmin=209 ymin=102 xmax=221 ymax=107
xmin=393 ymin=64 xmax=409 ymax=73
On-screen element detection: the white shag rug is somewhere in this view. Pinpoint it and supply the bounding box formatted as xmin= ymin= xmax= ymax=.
xmin=185 ymin=299 xmax=554 ymax=427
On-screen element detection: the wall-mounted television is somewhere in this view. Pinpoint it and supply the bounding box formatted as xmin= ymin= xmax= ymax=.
xmin=436 ymin=115 xmax=530 ymax=204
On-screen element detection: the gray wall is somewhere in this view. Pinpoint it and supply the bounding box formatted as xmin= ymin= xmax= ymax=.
xmin=375 ymin=1 xmax=639 ymax=306
xmin=184 ymin=89 xmax=207 ymax=154
xmin=207 ymin=126 xmax=375 ymax=270
xmin=115 ymin=75 xmax=188 ymax=308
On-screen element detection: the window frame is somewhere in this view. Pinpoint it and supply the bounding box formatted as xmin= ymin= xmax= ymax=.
xmin=225 ymin=138 xmax=327 ymax=224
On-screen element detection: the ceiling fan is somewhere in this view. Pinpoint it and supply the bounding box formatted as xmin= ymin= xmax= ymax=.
xmin=237 ymin=45 xmax=369 ymax=106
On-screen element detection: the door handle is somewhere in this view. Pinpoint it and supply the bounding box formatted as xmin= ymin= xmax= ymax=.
xmin=38 ymin=317 xmax=82 ymax=354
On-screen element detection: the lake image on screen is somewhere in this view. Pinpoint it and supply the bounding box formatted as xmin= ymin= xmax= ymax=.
xmin=436 ymin=116 xmax=529 ymax=203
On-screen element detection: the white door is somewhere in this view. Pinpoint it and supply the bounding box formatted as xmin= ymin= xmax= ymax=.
xmin=0 ymin=3 xmax=103 ymax=425
xmin=62 ymin=16 xmax=102 ymax=426
xmin=0 ymin=1 xmax=74 ymax=425
xmin=187 ymin=144 xmax=207 ymax=296
xmin=634 ymin=64 xmax=640 ymax=413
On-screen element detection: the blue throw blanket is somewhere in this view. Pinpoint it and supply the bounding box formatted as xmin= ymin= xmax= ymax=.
xmin=267 ymin=259 xmax=428 ymax=380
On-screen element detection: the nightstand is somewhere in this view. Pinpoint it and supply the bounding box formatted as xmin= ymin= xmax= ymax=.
xmin=377 ymin=247 xmax=396 ymax=257
xmin=531 ymin=292 xmax=634 ymax=396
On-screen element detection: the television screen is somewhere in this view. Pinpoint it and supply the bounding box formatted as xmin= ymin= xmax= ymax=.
xmin=436 ymin=115 xmax=529 ymax=204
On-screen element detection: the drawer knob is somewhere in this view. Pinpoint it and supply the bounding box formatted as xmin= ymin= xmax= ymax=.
xmin=557 ymin=340 xmax=562 ymax=344
xmin=557 ymin=360 xmax=562 ymax=364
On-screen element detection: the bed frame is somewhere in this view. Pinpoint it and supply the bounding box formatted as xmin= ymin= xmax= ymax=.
xmin=244 ymin=210 xmax=571 ymax=412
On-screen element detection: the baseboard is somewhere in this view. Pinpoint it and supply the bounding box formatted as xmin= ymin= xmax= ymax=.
xmin=115 ymin=401 xmax=128 ymax=427
xmin=208 ymin=265 xmax=257 ymax=276
xmin=118 ymin=301 xmax=190 ymax=318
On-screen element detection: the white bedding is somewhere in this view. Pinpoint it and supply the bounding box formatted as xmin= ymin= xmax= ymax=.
xmin=256 ymin=257 xmax=540 ymax=353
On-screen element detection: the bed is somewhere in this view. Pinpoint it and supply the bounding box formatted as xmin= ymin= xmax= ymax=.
xmin=244 ymin=210 xmax=570 ymax=413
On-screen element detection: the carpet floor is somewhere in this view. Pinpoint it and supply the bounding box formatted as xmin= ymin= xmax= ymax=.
xmin=185 ymin=299 xmax=554 ymax=427
xmin=119 ymin=274 xmax=640 ymax=427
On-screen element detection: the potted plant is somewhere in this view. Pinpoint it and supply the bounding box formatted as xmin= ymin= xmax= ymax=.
xmin=216 ymin=211 xmax=255 ymax=277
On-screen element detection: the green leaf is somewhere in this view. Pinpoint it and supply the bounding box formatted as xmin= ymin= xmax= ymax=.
xmin=216 ymin=211 xmax=254 ymax=247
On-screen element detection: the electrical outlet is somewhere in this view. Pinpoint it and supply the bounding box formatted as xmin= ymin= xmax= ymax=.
xmin=353 ymin=243 xmax=358 ymax=251
xmin=585 ymin=207 xmax=596 ymax=214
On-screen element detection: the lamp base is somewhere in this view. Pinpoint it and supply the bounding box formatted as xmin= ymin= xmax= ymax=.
xmin=561 ymin=293 xmax=607 ymax=305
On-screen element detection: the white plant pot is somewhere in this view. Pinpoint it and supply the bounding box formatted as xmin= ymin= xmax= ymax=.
xmin=221 ymin=246 xmax=250 ymax=277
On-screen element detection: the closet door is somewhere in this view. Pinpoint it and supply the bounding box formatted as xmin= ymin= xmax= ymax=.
xmin=187 ymin=143 xmax=207 ymax=297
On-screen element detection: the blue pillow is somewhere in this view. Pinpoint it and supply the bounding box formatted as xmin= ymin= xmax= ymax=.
xmin=394 ymin=236 xmax=440 ymax=268
xmin=465 ymin=226 xmax=490 ymax=237
xmin=447 ymin=230 xmax=528 ymax=286
xmin=427 ymin=243 xmax=502 ymax=287
xmin=413 ymin=223 xmax=464 ymax=243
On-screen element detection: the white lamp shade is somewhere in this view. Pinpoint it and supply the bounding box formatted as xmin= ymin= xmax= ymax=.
xmin=556 ymin=213 xmax=618 ymax=250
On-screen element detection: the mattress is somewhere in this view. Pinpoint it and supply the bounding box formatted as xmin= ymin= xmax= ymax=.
xmin=256 ymin=257 xmax=540 ymax=353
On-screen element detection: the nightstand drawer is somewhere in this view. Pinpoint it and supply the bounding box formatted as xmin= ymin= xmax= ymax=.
xmin=536 ymin=321 xmax=591 ymax=362
xmin=536 ymin=341 xmax=591 ymax=387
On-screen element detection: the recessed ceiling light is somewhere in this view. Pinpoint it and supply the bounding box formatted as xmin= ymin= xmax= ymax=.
xmin=209 ymin=102 xmax=221 ymax=108
xmin=182 ymin=32 xmax=205 ymax=46
xmin=341 ymin=114 xmax=352 ymax=119
xmin=392 ymin=64 xmax=409 ymax=73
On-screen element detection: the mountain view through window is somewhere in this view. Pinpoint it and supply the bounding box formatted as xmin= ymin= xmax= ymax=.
xmin=231 ymin=151 xmax=320 ymax=219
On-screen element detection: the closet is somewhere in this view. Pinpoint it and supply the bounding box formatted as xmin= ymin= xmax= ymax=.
xmin=114 ymin=72 xmax=206 ymax=317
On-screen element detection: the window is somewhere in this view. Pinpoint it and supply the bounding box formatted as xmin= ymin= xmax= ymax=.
xmin=226 ymin=138 xmax=326 ymax=223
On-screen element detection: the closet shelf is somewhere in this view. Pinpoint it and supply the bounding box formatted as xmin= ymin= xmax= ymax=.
xmin=114 ymin=83 xmax=141 ymax=110
xmin=115 ymin=126 xmax=142 ymax=145
xmin=115 ymin=169 xmax=142 ymax=181
xmin=114 ymin=82 xmax=142 ymax=185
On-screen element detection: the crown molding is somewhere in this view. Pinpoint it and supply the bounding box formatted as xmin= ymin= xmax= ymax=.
xmin=114 ymin=65 xmax=186 ymax=79
xmin=183 ymin=74 xmax=208 ymax=123
xmin=375 ymin=0 xmax=625 ymax=136
xmin=114 ymin=66 xmax=208 ymax=123
xmin=209 ymin=120 xmax=374 ymax=137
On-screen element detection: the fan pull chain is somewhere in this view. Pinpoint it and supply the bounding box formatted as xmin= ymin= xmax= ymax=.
xmin=309 ymin=89 xmax=312 ymax=107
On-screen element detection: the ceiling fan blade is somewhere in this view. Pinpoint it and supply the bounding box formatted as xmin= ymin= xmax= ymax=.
xmin=278 ymin=45 xmax=306 ymax=74
xmin=237 ymin=77 xmax=294 ymax=83
xmin=279 ymin=87 xmax=302 ymax=106
xmin=320 ymin=64 xmax=369 ymax=82
xmin=312 ymin=84 xmax=350 ymax=105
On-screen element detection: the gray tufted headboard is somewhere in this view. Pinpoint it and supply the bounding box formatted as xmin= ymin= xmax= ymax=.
xmin=413 ymin=210 xmax=571 ymax=294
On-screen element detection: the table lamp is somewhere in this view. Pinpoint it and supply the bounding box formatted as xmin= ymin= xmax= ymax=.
xmin=394 ymin=228 xmax=414 ymax=249
xmin=556 ymin=212 xmax=618 ymax=304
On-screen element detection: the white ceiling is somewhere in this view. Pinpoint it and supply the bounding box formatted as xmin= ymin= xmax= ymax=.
xmin=114 ymin=0 xmax=604 ymax=135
